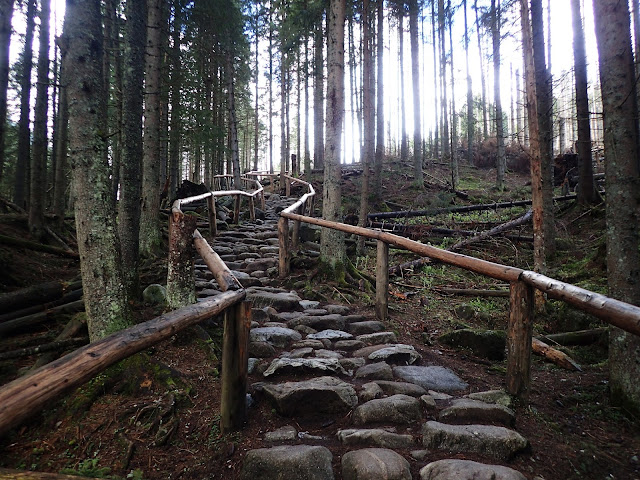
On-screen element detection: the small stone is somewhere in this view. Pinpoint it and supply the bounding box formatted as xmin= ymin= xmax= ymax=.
xmin=142 ymin=284 xmax=167 ymax=305
xmin=355 ymin=362 xmax=394 ymax=380
xmin=342 ymin=448 xmax=411 ymax=480
xmin=315 ymin=349 xmax=343 ymax=359
xmin=353 ymin=394 xmax=422 ymax=425
xmin=263 ymin=357 xmax=348 ymax=377
xmin=357 ymin=332 xmax=398 ymax=345
xmin=337 ymin=428 xmax=415 ymax=449
xmin=265 ymin=425 xmax=298 ymax=442
xmin=369 ymin=344 xmax=422 ymax=365
xmin=393 ymin=366 xmax=468 ymax=392
xmin=466 ymin=390 xmax=513 ymax=408
xmin=420 ymin=395 xmax=437 ymax=410
xmin=340 ymin=357 xmax=366 ymax=374
xmin=410 ymin=450 xmax=429 ymax=461
xmin=326 ymin=304 xmax=350 ymax=315
xmin=289 ymin=347 xmax=314 ymax=359
xmin=291 ymin=339 xmax=325 ymax=349
xmin=359 ymin=382 xmax=384 ymax=402
xmin=300 ymin=300 xmax=321 ymax=310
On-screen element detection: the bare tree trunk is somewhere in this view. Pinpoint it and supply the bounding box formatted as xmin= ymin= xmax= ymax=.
xmin=13 ymin=0 xmax=35 ymax=209
xmin=399 ymin=10 xmax=408 ymax=162
xmin=254 ymin=9 xmax=260 ymax=172
xmin=63 ymin=0 xmax=132 ymax=341
xmin=321 ymin=0 xmax=346 ymax=271
xmin=593 ymin=0 xmax=640 ymax=417
xmin=409 ymin=0 xmax=422 ymax=185
xmin=0 ymin=0 xmax=14 ymax=184
xmin=474 ymin=0 xmax=488 ymax=140
xmin=492 ymin=0 xmax=506 ymax=190
xmin=304 ymin=37 xmax=311 ymax=175
xmin=314 ymin=17 xmax=325 ymax=170
xmin=227 ymin=50 xmax=241 ymax=187
xmin=374 ymin=0 xmax=384 ymax=196
xmin=280 ymin=47 xmax=287 ymax=180
xmin=438 ymin=0 xmax=450 ymax=161
xmin=448 ymin=3 xmax=458 ymax=188
xmin=268 ymin=1 xmax=274 ymax=173
xmin=431 ymin=1 xmax=439 ymax=159
xmin=516 ymin=68 xmax=523 ymax=144
xmin=52 ymin=54 xmax=69 ymax=222
xmin=140 ymin=0 xmax=164 ymax=256
xmin=29 ymin=0 xmax=52 ymax=241
xmin=570 ymin=0 xmax=596 ymax=205
xmin=464 ymin=0 xmax=473 ymax=165
xmin=169 ymin=0 xmax=182 ymax=197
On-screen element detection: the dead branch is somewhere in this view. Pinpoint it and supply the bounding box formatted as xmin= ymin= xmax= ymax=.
xmin=450 ymin=210 xmax=533 ymax=252
xmin=531 ymin=337 xmax=582 ymax=371
xmin=0 ymin=337 xmax=88 ymax=361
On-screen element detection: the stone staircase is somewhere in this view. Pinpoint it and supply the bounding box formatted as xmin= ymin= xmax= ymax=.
xmin=194 ymin=192 xmax=531 ymax=480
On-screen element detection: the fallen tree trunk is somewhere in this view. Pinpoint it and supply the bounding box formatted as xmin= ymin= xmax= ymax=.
xmin=31 ymin=315 xmax=88 ymax=369
xmin=531 ymin=337 xmax=582 ymax=371
xmin=0 ymin=234 xmax=79 ymax=259
xmin=0 ymin=300 xmax=85 ymax=336
xmin=0 ymin=289 xmax=245 ymax=438
xmin=0 ymin=288 xmax=83 ymax=323
xmin=0 ymin=280 xmax=81 ymax=313
xmin=370 ymin=222 xmax=533 ymax=243
xmin=0 ymin=337 xmax=88 ymax=361
xmin=433 ymin=287 xmax=510 ymax=297
xmin=537 ymin=327 xmax=609 ymax=346
xmin=450 ymin=210 xmax=532 ymax=252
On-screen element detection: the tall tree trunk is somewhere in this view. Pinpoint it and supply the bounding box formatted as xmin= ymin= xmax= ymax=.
xmin=374 ymin=0 xmax=384 ymax=196
xmin=140 ymin=0 xmax=164 ymax=256
xmin=227 ymin=50 xmax=241 ymax=187
xmin=409 ymin=0 xmax=422 ymax=185
xmin=474 ymin=0 xmax=488 ymax=140
xmin=516 ymin=67 xmax=523 ymax=144
xmin=398 ymin=11 xmax=408 ymax=162
xmin=448 ymin=2 xmax=458 ymax=188
xmin=168 ymin=0 xmax=182 ymax=199
xmin=13 ymin=0 xmax=36 ymax=209
xmin=464 ymin=0 xmax=473 ymax=165
xmin=253 ymin=9 xmax=260 ymax=172
xmin=304 ymin=37 xmax=311 ymax=175
xmin=63 ymin=0 xmax=132 ymax=341
xmin=118 ymin=0 xmax=147 ymax=297
xmin=431 ymin=0 xmax=439 ymax=159
xmin=593 ymin=0 xmax=640 ymax=417
xmin=52 ymin=52 xmax=69 ymax=221
xmin=358 ymin=0 xmax=374 ymax=254
xmin=29 ymin=0 xmax=52 ymax=241
xmin=268 ymin=1 xmax=274 ymax=173
xmin=438 ymin=0 xmax=450 ymax=162
xmin=531 ymin=0 xmax=555 ymax=258
xmin=570 ymin=0 xmax=596 ymax=205
xmin=321 ymin=0 xmax=346 ymax=271
xmin=0 ymin=0 xmax=14 ymax=184
xmin=280 ymin=49 xmax=287 ymax=181
xmin=314 ymin=17 xmax=325 ymax=170
xmin=492 ymin=0 xmax=506 ymax=190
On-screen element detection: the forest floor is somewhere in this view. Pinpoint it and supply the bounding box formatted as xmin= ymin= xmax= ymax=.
xmin=0 ymin=158 xmax=638 ymax=479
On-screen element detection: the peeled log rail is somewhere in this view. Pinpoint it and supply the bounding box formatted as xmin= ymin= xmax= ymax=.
xmin=368 ymin=194 xmax=577 ymax=220
xmin=0 ymin=289 xmax=245 ymax=438
xmin=0 ymin=280 xmax=81 ymax=313
xmin=193 ymin=229 xmax=242 ymax=291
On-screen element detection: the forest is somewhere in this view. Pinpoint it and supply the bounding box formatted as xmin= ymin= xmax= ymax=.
xmin=0 ymin=0 xmax=639 ymax=478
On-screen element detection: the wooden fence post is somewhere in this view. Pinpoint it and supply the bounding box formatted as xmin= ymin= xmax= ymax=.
xmin=207 ymin=196 xmax=217 ymax=237
xmin=261 ymin=190 xmax=266 ymax=210
xmin=234 ymin=195 xmax=241 ymax=224
xmin=291 ymin=206 xmax=301 ymax=250
xmin=278 ymin=216 xmax=290 ymax=278
xmin=506 ymin=280 xmax=534 ymax=400
xmin=166 ymin=211 xmax=198 ymax=309
xmin=221 ymin=301 xmax=252 ymax=433
xmin=376 ymin=240 xmax=389 ymax=321
xmin=285 ymin=177 xmax=291 ymax=196
xmin=249 ymin=196 xmax=256 ymax=221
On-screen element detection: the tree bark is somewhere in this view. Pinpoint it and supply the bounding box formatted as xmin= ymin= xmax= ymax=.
xmin=227 ymin=50 xmax=241 ymax=187
xmin=492 ymin=0 xmax=506 ymax=190
xmin=464 ymin=0 xmax=473 ymax=165
xmin=0 ymin=0 xmax=14 ymax=184
xmin=13 ymin=0 xmax=35 ymax=209
xmin=168 ymin=0 xmax=183 ymax=199
xmin=398 ymin=9 xmax=408 ymax=162
xmin=63 ymin=0 xmax=133 ymax=341
xmin=409 ymin=0 xmax=422 ymax=184
xmin=374 ymin=0 xmax=384 ymax=197
xmin=474 ymin=0 xmax=488 ymax=140
xmin=320 ymin=0 xmax=346 ymax=271
xmin=313 ymin=17 xmax=325 ymax=170
xmin=140 ymin=0 xmax=164 ymax=256
xmin=593 ymin=0 xmax=640 ymax=416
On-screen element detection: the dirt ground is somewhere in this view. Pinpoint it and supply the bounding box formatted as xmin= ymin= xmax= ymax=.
xmin=0 ymin=161 xmax=638 ymax=480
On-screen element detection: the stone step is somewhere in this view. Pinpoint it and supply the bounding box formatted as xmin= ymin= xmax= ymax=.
xmin=419 ymin=459 xmax=527 ymax=480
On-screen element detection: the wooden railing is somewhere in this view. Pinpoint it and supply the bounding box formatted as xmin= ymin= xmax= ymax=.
xmin=278 ymin=181 xmax=640 ymax=400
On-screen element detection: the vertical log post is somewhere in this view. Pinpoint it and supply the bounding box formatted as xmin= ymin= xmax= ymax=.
xmin=234 ymin=195 xmax=241 ymax=224
xmin=291 ymin=206 xmax=301 ymax=250
xmin=375 ymin=240 xmax=389 ymax=321
xmin=506 ymin=279 xmax=535 ymax=400
xmin=166 ymin=211 xmax=198 ymax=309
xmin=220 ymin=300 xmax=252 ymax=433
xmin=285 ymin=177 xmax=291 ymax=196
xmin=261 ymin=190 xmax=266 ymax=210
xmin=278 ymin=216 xmax=290 ymax=278
xmin=207 ymin=196 xmax=217 ymax=237
xmin=249 ymin=196 xmax=256 ymax=221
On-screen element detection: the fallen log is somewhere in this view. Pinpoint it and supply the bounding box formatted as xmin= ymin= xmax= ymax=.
xmin=537 ymin=327 xmax=609 ymax=346
xmin=450 ymin=210 xmax=533 ymax=252
xmin=0 ymin=234 xmax=79 ymax=259
xmin=0 ymin=288 xmax=83 ymax=323
xmin=0 ymin=280 xmax=81 ymax=313
xmin=433 ymin=287 xmax=510 ymax=297
xmin=0 ymin=337 xmax=88 ymax=361
xmin=0 ymin=300 xmax=85 ymax=336
xmin=531 ymin=337 xmax=582 ymax=371
xmin=371 ymin=222 xmax=533 ymax=243
xmin=31 ymin=314 xmax=88 ymax=369
xmin=0 ymin=289 xmax=245 ymax=438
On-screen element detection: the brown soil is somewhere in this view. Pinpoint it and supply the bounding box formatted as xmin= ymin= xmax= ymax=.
xmin=0 ymin=162 xmax=638 ymax=480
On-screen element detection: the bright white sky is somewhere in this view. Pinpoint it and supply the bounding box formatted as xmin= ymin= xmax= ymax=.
xmin=7 ymin=0 xmax=602 ymax=171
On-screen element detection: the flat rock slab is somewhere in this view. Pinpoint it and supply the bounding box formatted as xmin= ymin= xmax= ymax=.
xmin=308 ymin=329 xmax=354 ymax=340
xmin=261 ymin=376 xmax=358 ymax=416
xmin=342 ymin=448 xmax=411 ymax=480
xmin=422 ymin=421 xmax=529 ymax=461
xmin=439 ymin=398 xmax=515 ymax=427
xmin=335 ymin=339 xmax=366 ymax=351
xmin=337 ymin=428 xmax=416 ymax=449
xmin=357 ymin=332 xmax=398 ymax=345
xmin=355 ymin=362 xmax=394 ymax=380
xmin=353 ymin=344 xmax=392 ymax=358
xmin=373 ymin=380 xmax=427 ymax=397
xmin=420 ymin=459 xmax=527 ymax=480
xmin=246 ymin=290 xmax=303 ymax=311
xmin=264 ymin=425 xmax=298 ymax=442
xmin=263 ymin=357 xmax=348 ymax=377
xmin=326 ymin=305 xmax=350 ymax=315
xmin=348 ymin=321 xmax=386 ymax=336
xmin=466 ymin=390 xmax=513 ymax=408
xmin=287 ymin=314 xmax=347 ymax=331
xmin=393 ymin=366 xmax=468 ymax=392
xmin=240 ymin=445 xmax=334 ymax=480
xmin=249 ymin=341 xmax=277 ymax=358
xmin=368 ymin=344 xmax=422 ymax=365
xmin=292 ymin=339 xmax=326 ymax=349
xmin=250 ymin=327 xmax=302 ymax=348
xmin=353 ymin=394 xmax=422 ymax=425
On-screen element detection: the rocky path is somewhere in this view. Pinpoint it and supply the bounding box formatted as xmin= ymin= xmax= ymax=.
xmin=195 ymin=193 xmax=532 ymax=480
